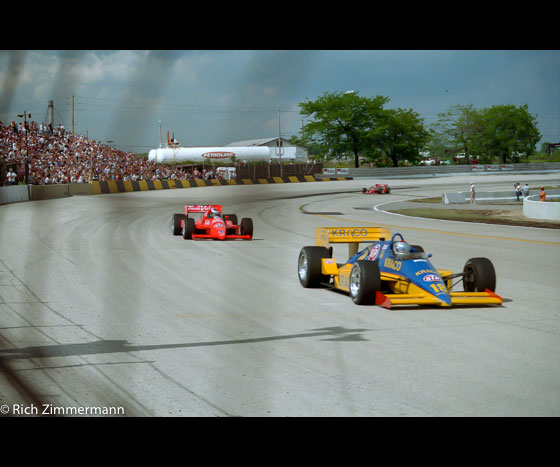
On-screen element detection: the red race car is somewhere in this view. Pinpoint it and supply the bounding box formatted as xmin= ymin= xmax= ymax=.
xmin=172 ymin=204 xmax=253 ymax=240
xmin=362 ymin=184 xmax=390 ymax=194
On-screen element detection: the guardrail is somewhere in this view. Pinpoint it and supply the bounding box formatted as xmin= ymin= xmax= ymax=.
xmin=339 ymin=162 xmax=560 ymax=179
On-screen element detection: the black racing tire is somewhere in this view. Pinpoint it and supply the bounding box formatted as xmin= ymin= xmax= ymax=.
xmin=225 ymin=214 xmax=238 ymax=225
xmin=362 ymin=187 xmax=367 ymax=193
xmin=183 ymin=217 xmax=195 ymax=240
xmin=349 ymin=260 xmax=381 ymax=305
xmin=172 ymin=214 xmax=184 ymax=236
xmin=298 ymin=246 xmax=331 ymax=288
xmin=463 ymin=257 xmax=496 ymax=292
xmin=240 ymin=218 xmax=253 ymax=238
xmin=385 ymin=187 xmax=391 ymax=194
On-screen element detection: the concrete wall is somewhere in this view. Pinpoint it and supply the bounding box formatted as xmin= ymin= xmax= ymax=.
xmin=443 ymin=189 xmax=532 ymax=204
xmin=523 ymin=192 xmax=560 ymax=221
xmin=0 ymin=185 xmax=30 ymax=204
xmin=0 ymin=183 xmax=92 ymax=204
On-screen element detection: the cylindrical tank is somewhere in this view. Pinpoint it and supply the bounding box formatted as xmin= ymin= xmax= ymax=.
xmin=148 ymin=146 xmax=274 ymax=163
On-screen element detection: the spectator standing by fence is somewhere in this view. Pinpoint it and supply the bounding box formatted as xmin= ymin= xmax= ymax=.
xmin=515 ymin=183 xmax=521 ymax=202
xmin=522 ymin=183 xmax=529 ymax=198
xmin=6 ymin=167 xmax=17 ymax=185
xmin=539 ymin=187 xmax=546 ymax=202
xmin=469 ymin=181 xmax=476 ymax=204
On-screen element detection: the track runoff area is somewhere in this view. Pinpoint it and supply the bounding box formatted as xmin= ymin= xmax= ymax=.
xmin=0 ymin=172 xmax=558 ymax=417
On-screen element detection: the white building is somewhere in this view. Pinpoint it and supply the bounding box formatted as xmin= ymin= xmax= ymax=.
xmin=226 ymin=138 xmax=308 ymax=162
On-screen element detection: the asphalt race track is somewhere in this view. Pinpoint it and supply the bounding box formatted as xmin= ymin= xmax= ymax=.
xmin=1 ymin=173 xmax=559 ymax=417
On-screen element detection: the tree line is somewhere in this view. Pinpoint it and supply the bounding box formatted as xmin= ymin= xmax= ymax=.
xmin=289 ymin=91 xmax=544 ymax=167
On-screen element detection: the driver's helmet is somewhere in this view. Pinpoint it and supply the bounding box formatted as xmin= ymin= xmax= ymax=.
xmin=208 ymin=208 xmax=221 ymax=219
xmin=393 ymin=241 xmax=411 ymax=259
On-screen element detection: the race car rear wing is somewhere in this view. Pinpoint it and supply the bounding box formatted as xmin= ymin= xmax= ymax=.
xmin=185 ymin=204 xmax=222 ymax=214
xmin=315 ymin=226 xmax=392 ymax=257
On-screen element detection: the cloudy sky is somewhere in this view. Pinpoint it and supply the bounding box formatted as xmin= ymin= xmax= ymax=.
xmin=1 ymin=50 xmax=558 ymax=153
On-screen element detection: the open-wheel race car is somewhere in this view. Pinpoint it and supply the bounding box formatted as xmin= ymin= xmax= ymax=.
xmin=172 ymin=204 xmax=253 ymax=240
xmin=297 ymin=226 xmax=502 ymax=308
xmin=362 ymin=184 xmax=390 ymax=194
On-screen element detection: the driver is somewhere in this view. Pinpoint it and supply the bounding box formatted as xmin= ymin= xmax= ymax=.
xmin=393 ymin=241 xmax=411 ymax=259
xmin=208 ymin=208 xmax=222 ymax=219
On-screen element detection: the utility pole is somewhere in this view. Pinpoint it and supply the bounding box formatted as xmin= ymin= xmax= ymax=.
xmin=72 ymin=94 xmax=75 ymax=134
xmin=278 ymin=108 xmax=283 ymax=177
xmin=48 ymin=100 xmax=54 ymax=126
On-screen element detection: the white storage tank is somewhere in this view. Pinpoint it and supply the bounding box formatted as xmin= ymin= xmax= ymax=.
xmin=148 ymin=146 xmax=275 ymax=163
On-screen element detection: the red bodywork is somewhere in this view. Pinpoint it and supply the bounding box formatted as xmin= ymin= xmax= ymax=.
xmin=181 ymin=205 xmax=252 ymax=240
xmin=362 ymin=184 xmax=390 ymax=194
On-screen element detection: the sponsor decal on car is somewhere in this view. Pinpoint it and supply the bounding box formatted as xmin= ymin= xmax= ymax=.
xmin=384 ymin=258 xmax=402 ymax=271
xmin=369 ymin=244 xmax=381 ymax=260
xmin=331 ymin=228 xmax=370 ymax=238
xmin=423 ymin=274 xmax=442 ymax=282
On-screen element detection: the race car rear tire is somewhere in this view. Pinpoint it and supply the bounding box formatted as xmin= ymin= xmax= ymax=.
xmin=362 ymin=188 xmax=367 ymax=193
xmin=298 ymin=246 xmax=331 ymax=288
xmin=349 ymin=260 xmax=381 ymax=305
xmin=172 ymin=214 xmax=184 ymax=236
xmin=385 ymin=187 xmax=391 ymax=194
xmin=463 ymin=257 xmax=496 ymax=292
xmin=225 ymin=214 xmax=238 ymax=225
xmin=183 ymin=217 xmax=195 ymax=240
xmin=240 ymin=218 xmax=253 ymax=238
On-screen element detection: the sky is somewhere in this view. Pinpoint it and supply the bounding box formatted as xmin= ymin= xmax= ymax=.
xmin=1 ymin=50 xmax=558 ymax=153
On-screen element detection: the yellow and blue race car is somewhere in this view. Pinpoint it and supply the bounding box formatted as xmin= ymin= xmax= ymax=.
xmin=297 ymin=227 xmax=502 ymax=308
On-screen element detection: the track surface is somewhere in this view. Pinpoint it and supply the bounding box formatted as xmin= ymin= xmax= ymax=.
xmin=1 ymin=173 xmax=559 ymax=416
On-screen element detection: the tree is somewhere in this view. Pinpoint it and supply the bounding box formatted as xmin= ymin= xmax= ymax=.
xmin=373 ymin=108 xmax=430 ymax=167
xmin=297 ymin=91 xmax=388 ymax=168
xmin=429 ymin=104 xmax=483 ymax=164
xmin=474 ymin=105 xmax=541 ymax=163
xmin=297 ymin=91 xmax=429 ymax=168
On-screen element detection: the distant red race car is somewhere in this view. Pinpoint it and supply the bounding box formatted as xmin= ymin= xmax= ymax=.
xmin=172 ymin=204 xmax=253 ymax=240
xmin=362 ymin=184 xmax=390 ymax=194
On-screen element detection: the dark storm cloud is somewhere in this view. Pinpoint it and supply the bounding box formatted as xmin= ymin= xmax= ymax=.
xmin=2 ymin=50 xmax=558 ymax=150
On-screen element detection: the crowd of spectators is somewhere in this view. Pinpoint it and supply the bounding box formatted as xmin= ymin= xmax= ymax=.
xmin=0 ymin=120 xmax=224 ymax=186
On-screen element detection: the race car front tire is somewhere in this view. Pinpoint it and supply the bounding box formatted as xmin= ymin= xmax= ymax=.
xmin=183 ymin=217 xmax=195 ymax=240
xmin=462 ymin=257 xmax=496 ymax=292
xmin=172 ymin=214 xmax=184 ymax=236
xmin=298 ymin=246 xmax=331 ymax=288
xmin=349 ymin=260 xmax=381 ymax=305
xmin=240 ymin=218 xmax=253 ymax=238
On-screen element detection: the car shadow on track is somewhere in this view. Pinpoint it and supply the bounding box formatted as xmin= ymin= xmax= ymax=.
xmin=0 ymin=326 xmax=370 ymax=362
